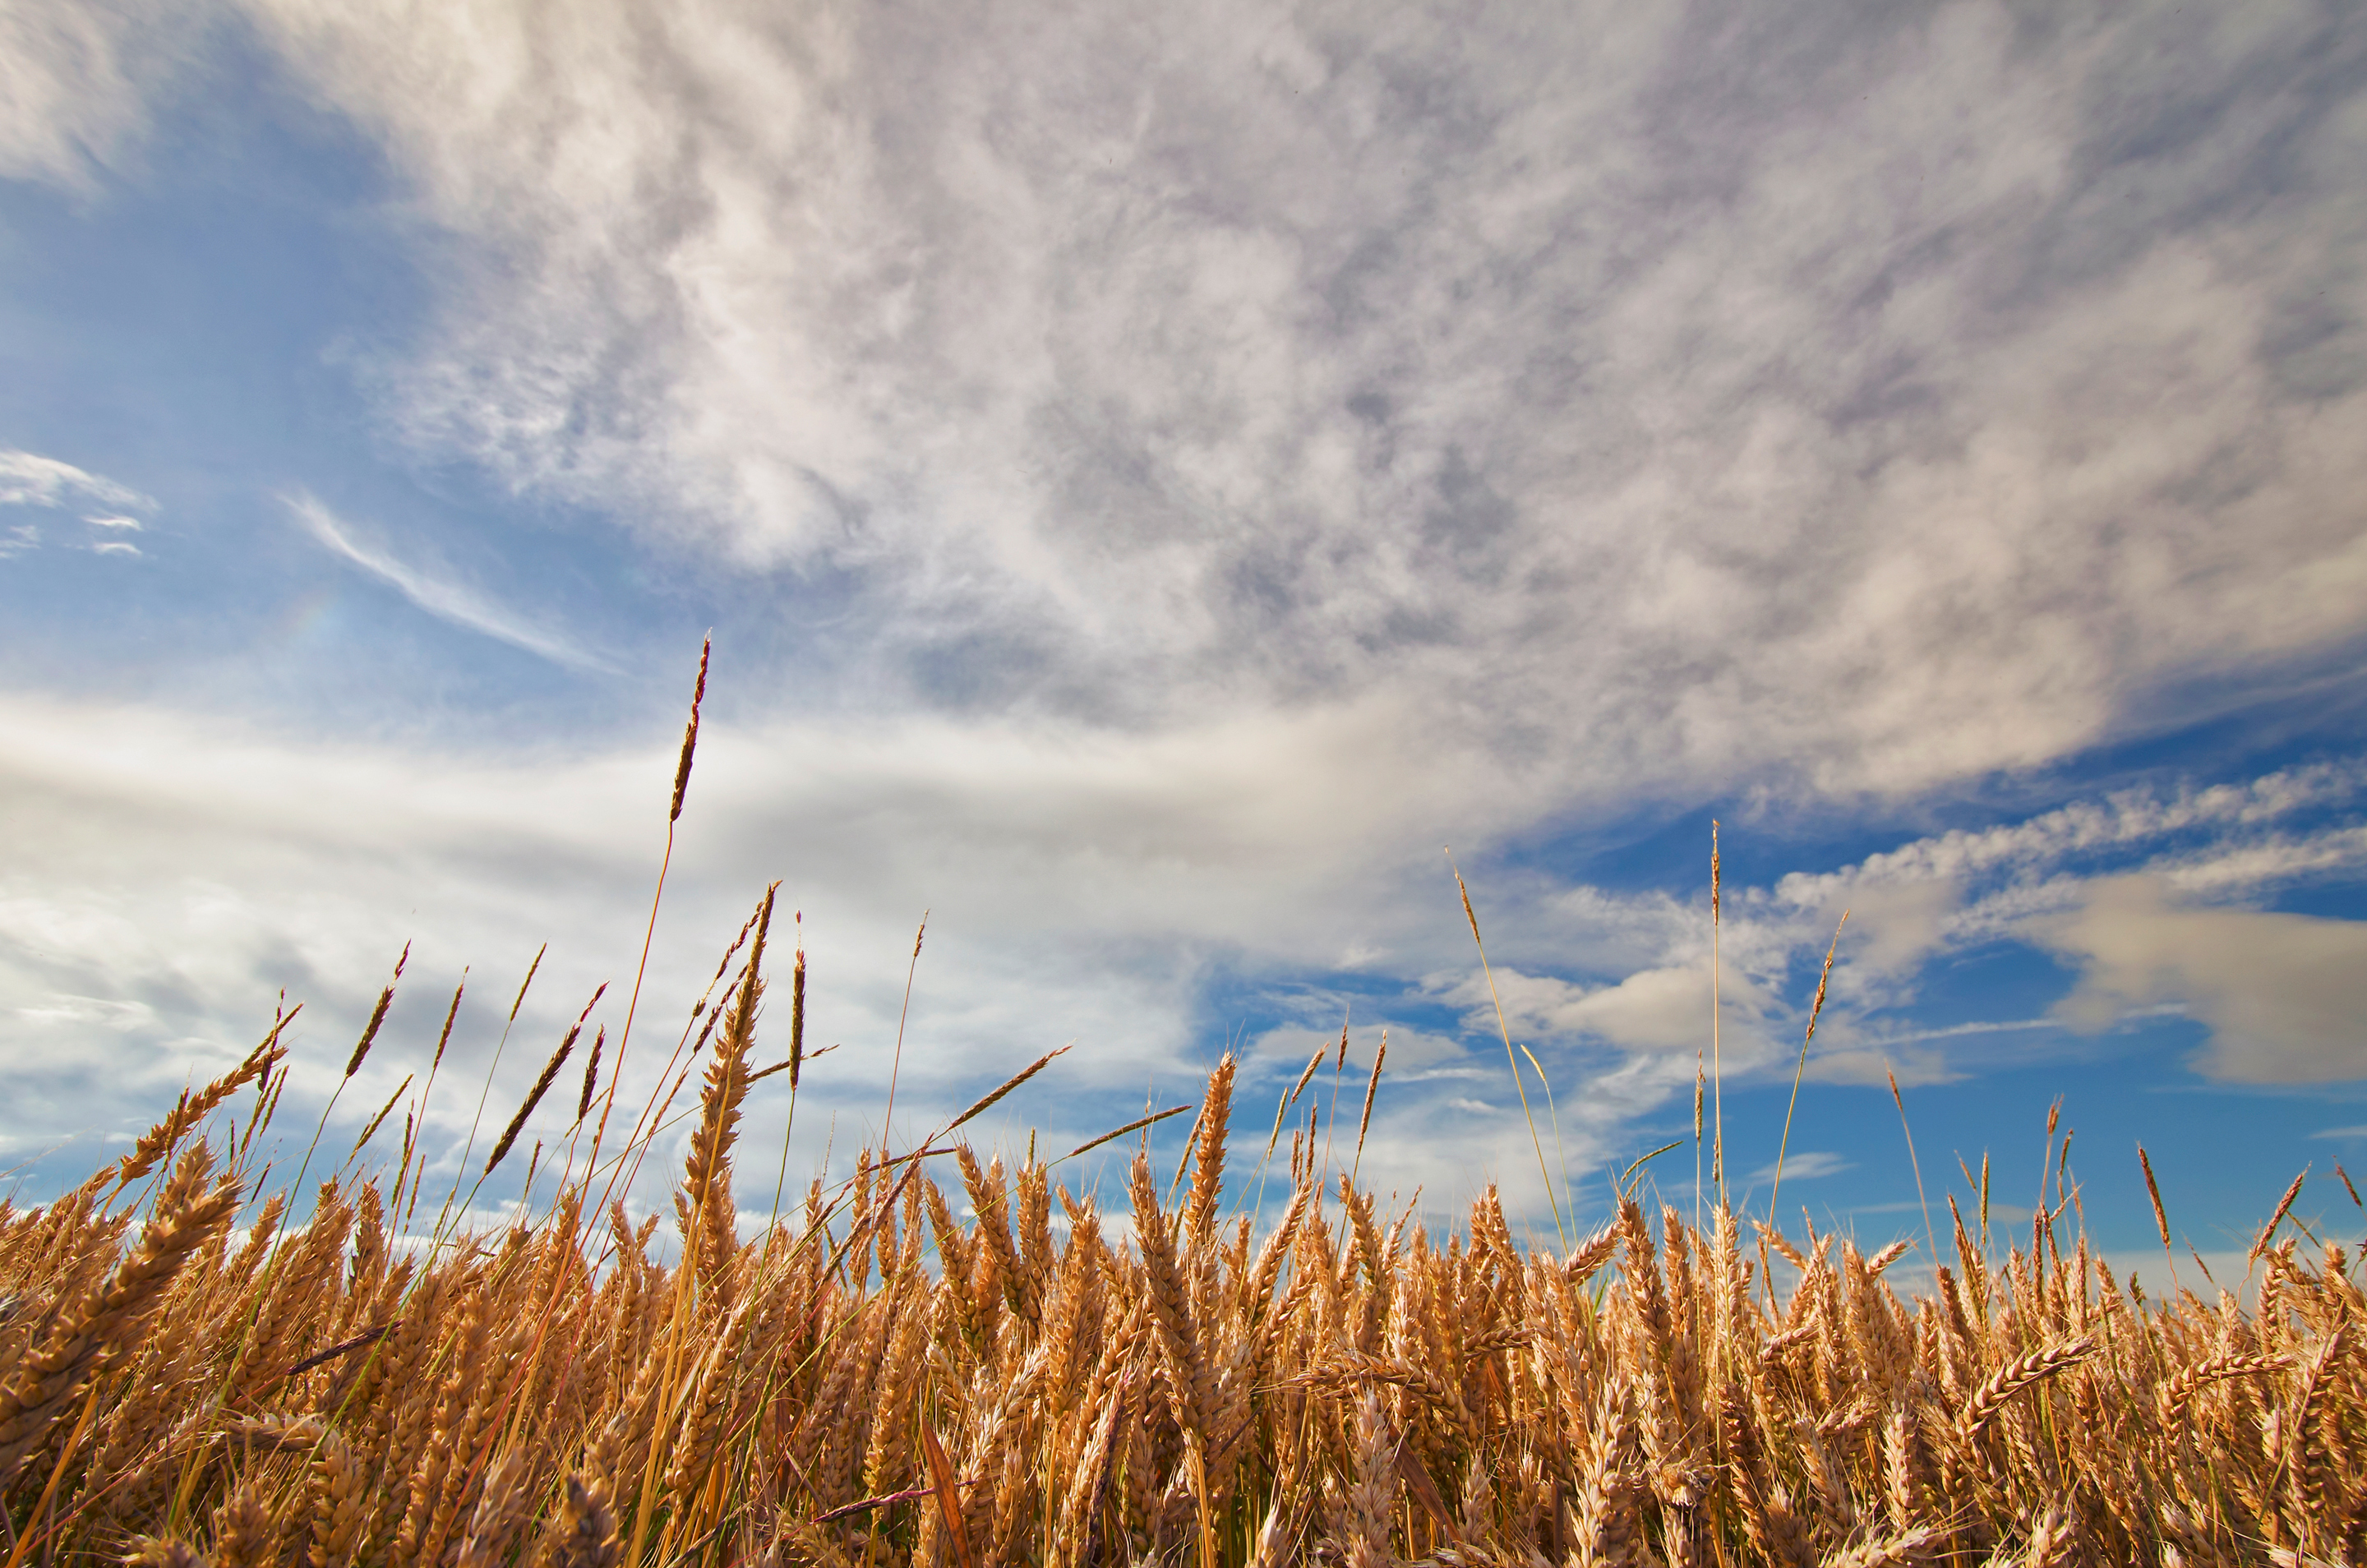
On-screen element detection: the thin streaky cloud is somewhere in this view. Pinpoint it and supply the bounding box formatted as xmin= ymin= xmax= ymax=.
xmin=1841 ymin=1018 xmax=2057 ymax=1049
xmin=1776 ymin=763 xmax=2367 ymax=909
xmin=92 ymin=542 xmax=140 ymax=558
xmin=82 ymin=514 xmax=142 ymax=531
xmin=1749 ymin=1151 xmax=1854 ymax=1185
xmin=285 ymin=491 xmax=611 ymax=673
xmin=0 ymin=450 xmax=155 ymax=514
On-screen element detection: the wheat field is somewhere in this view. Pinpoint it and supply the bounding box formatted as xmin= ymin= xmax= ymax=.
xmin=4 ymin=657 xmax=2357 ymax=1568
xmin=0 ymin=874 xmax=2355 ymax=1568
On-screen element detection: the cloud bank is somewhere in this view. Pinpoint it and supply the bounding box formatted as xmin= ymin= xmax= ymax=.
xmin=19 ymin=2 xmax=2360 ymax=787
xmin=219 ymin=0 xmax=2367 ymax=803
xmin=4 ymin=672 xmax=2355 ymax=1227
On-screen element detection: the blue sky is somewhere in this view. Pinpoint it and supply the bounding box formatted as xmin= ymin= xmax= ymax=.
xmin=4 ymin=0 xmax=2365 ymax=1274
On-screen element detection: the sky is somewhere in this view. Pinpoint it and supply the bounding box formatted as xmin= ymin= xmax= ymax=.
xmin=4 ymin=0 xmax=2365 ymax=1275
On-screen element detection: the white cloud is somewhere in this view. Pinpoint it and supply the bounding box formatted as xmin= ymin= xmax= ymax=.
xmin=1422 ymin=764 xmax=2367 ymax=1109
xmin=1427 ymin=960 xmax=1780 ymax=1086
xmin=1803 ymin=1017 xmax=2051 ymax=1086
xmin=0 ymin=457 xmax=161 ymax=564
xmin=1777 ymin=763 xmax=2367 ymax=912
xmin=2152 ymin=828 xmax=2367 ymax=897
xmin=1797 ymin=1040 xmax=1961 ymax=1090
xmin=286 ymin=491 xmax=612 ymax=671
xmin=1747 ymin=772 xmax=2367 ymax=1079
xmin=0 ymin=1 xmax=187 ymax=187
xmin=1246 ymin=1021 xmax=1465 ymax=1074
xmin=0 ymin=450 xmax=156 ymax=514
xmin=1820 ymin=877 xmax=1957 ymax=982
xmin=2035 ymin=875 xmax=2367 ymax=1084
xmin=1750 ymin=1151 xmax=1853 ymax=1185
xmin=214 ymin=0 xmax=2367 ymax=803
xmin=0 ymin=684 xmax=1517 ymax=1204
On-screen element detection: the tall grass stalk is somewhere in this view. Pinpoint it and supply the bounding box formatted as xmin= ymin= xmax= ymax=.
xmin=1710 ymin=819 xmax=1725 ymax=1211
xmin=1446 ymin=851 xmax=1567 ymax=1250
xmin=1766 ymin=908 xmax=1847 ymax=1231
xmin=592 ymin=634 xmax=709 ymax=1177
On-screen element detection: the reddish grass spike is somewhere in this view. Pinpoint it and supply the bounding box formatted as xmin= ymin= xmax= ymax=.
xmin=948 ymin=1045 xmax=1073 ymax=1135
xmin=0 ymin=1144 xmax=239 ymax=1487
xmin=484 ymin=1022 xmax=582 ymax=1177
xmin=668 ymin=634 xmax=710 ymax=824
xmin=879 ymin=910 xmax=929 ymax=1155
xmin=1446 ymin=851 xmax=1566 ymax=1246
xmin=1059 ymin=1103 xmax=1193 ymax=1164
xmin=2155 ymin=1351 xmax=2291 ymax=1420
xmin=344 ymin=980 xmax=397 ymax=1079
xmin=428 ymin=979 xmax=464 ymax=1072
xmin=788 ymin=930 xmax=806 ymax=1091
xmin=2139 ymin=1146 xmax=2172 ymax=1247
xmin=2251 ymin=1168 xmax=2309 ymax=1264
xmin=115 ymin=1022 xmax=290 ymax=1187
xmin=1287 ymin=1043 xmax=1325 ymax=1111
xmin=351 ymin=1075 xmax=412 ymax=1156
xmin=575 ymin=1027 xmax=605 ymax=1123
xmin=599 ymin=638 xmax=712 ymax=1180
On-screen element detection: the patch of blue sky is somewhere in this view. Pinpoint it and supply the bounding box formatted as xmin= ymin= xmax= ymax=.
xmin=0 ymin=47 xmax=704 ymax=736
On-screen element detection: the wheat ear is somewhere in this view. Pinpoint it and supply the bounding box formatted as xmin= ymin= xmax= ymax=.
xmin=0 ymin=1144 xmax=239 ymax=1482
xmin=115 ymin=1023 xmax=289 ymax=1188
xmin=2157 ymin=1351 xmax=2291 ymax=1420
xmin=1961 ymin=1335 xmax=2098 ymax=1445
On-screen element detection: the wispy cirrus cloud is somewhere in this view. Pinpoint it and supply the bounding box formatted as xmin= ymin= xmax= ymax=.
xmin=0 ymin=450 xmax=155 ymax=514
xmin=1776 ymin=763 xmax=2367 ymax=915
xmin=0 ymin=0 xmax=185 ymax=188
xmin=0 ymin=452 xmax=158 ymax=562
xmin=216 ymin=0 xmax=2367 ymax=809
xmin=1749 ymin=1151 xmax=1853 ymax=1186
xmin=285 ymin=491 xmax=612 ymax=672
